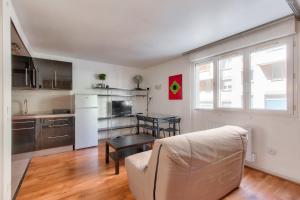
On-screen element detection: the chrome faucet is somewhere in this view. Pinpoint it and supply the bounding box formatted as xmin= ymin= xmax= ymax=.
xmin=24 ymin=98 xmax=28 ymax=115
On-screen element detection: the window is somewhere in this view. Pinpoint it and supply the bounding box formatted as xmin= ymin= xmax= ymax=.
xmin=218 ymin=54 xmax=243 ymax=109
xmin=195 ymin=62 xmax=214 ymax=109
xmin=250 ymin=45 xmax=287 ymax=111
xmin=193 ymin=37 xmax=293 ymax=114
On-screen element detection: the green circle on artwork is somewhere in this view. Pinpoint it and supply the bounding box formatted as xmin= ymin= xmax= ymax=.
xmin=169 ymin=80 xmax=181 ymax=95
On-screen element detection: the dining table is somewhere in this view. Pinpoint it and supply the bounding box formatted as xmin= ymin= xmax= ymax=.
xmin=136 ymin=113 xmax=178 ymax=137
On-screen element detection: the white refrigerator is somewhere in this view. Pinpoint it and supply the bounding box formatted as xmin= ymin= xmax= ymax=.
xmin=75 ymin=94 xmax=98 ymax=149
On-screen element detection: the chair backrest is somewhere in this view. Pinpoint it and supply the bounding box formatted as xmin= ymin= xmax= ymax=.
xmin=144 ymin=126 xmax=248 ymax=200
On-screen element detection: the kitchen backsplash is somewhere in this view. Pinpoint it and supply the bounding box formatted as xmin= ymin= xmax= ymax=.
xmin=12 ymin=90 xmax=73 ymax=115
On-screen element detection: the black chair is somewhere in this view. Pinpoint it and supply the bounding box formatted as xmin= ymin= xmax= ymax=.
xmin=161 ymin=117 xmax=181 ymax=137
xmin=137 ymin=115 xmax=160 ymax=137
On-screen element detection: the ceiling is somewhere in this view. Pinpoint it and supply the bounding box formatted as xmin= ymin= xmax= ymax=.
xmin=12 ymin=0 xmax=292 ymax=68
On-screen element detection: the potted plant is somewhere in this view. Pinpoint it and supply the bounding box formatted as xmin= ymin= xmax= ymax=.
xmin=98 ymin=73 xmax=106 ymax=88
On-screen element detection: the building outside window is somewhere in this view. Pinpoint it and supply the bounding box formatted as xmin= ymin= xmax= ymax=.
xmin=195 ymin=62 xmax=214 ymax=109
xmin=218 ymin=54 xmax=243 ymax=109
xmin=250 ymin=45 xmax=287 ymax=111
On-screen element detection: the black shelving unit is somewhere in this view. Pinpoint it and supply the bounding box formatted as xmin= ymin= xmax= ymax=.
xmin=95 ymin=87 xmax=150 ymax=138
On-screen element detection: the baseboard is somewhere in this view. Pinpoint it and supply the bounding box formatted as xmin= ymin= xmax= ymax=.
xmin=245 ymin=163 xmax=300 ymax=185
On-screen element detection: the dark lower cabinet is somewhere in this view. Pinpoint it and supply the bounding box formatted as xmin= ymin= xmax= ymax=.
xmin=12 ymin=119 xmax=38 ymax=154
xmin=38 ymin=117 xmax=74 ymax=150
xmin=12 ymin=117 xmax=75 ymax=154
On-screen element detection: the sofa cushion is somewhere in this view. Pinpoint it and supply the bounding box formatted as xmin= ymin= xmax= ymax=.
xmin=125 ymin=150 xmax=152 ymax=200
xmin=126 ymin=150 xmax=152 ymax=171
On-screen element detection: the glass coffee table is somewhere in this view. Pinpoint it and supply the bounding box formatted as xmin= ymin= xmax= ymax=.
xmin=105 ymin=134 xmax=155 ymax=174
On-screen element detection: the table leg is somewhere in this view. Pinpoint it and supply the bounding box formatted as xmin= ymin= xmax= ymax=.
xmin=157 ymin=121 xmax=160 ymax=138
xmin=173 ymin=121 xmax=176 ymax=136
xmin=105 ymin=142 xmax=109 ymax=164
xmin=137 ymin=119 xmax=140 ymax=135
xmin=115 ymin=153 xmax=119 ymax=174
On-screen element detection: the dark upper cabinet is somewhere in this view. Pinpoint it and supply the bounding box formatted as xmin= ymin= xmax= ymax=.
xmin=12 ymin=55 xmax=37 ymax=89
xmin=11 ymin=21 xmax=72 ymax=90
xmin=12 ymin=57 xmax=72 ymax=90
xmin=11 ymin=21 xmax=30 ymax=57
xmin=32 ymin=58 xmax=72 ymax=90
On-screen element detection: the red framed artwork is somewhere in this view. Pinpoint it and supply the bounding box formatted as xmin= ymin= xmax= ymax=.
xmin=169 ymin=74 xmax=182 ymax=100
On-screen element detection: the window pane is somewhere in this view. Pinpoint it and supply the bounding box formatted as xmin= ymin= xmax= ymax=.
xmin=218 ymin=55 xmax=243 ymax=108
xmin=195 ymin=62 xmax=214 ymax=109
xmin=250 ymin=45 xmax=287 ymax=110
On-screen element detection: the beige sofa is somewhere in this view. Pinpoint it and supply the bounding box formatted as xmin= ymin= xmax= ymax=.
xmin=125 ymin=126 xmax=248 ymax=200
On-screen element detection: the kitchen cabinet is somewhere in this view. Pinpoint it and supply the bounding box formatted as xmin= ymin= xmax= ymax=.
xmin=12 ymin=116 xmax=75 ymax=154
xmin=11 ymin=21 xmax=72 ymax=90
xmin=12 ymin=55 xmax=37 ymax=89
xmin=33 ymin=58 xmax=72 ymax=90
xmin=39 ymin=117 xmax=74 ymax=149
xmin=12 ymin=56 xmax=72 ymax=90
xmin=12 ymin=119 xmax=38 ymax=154
xmin=11 ymin=21 xmax=30 ymax=57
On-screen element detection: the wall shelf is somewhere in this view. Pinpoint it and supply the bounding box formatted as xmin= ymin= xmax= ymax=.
xmin=92 ymin=87 xmax=148 ymax=91
xmin=97 ymin=94 xmax=146 ymax=97
xmin=98 ymin=114 xmax=139 ymax=120
xmin=98 ymin=124 xmax=137 ymax=132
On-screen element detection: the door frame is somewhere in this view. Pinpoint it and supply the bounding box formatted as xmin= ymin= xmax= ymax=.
xmin=1 ymin=0 xmax=12 ymax=199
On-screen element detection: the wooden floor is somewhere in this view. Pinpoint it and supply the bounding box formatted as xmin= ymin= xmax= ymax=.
xmin=16 ymin=143 xmax=300 ymax=200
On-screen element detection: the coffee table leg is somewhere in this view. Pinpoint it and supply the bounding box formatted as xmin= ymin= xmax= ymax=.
xmin=106 ymin=142 xmax=109 ymax=164
xmin=115 ymin=152 xmax=120 ymax=174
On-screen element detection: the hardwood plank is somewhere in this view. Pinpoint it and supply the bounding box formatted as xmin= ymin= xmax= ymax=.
xmin=16 ymin=143 xmax=300 ymax=200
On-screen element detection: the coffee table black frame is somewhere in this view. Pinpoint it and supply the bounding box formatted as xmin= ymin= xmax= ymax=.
xmin=105 ymin=134 xmax=155 ymax=174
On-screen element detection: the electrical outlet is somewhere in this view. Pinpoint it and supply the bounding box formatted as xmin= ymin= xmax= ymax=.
xmin=251 ymin=153 xmax=256 ymax=162
xmin=267 ymin=148 xmax=277 ymax=156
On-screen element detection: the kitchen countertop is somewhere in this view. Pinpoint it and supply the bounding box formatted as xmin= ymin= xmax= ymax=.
xmin=13 ymin=113 xmax=75 ymax=120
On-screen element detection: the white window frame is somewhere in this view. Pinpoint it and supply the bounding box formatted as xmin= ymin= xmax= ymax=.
xmin=192 ymin=36 xmax=295 ymax=115
xmin=246 ymin=37 xmax=294 ymax=115
xmin=193 ymin=59 xmax=215 ymax=110
xmin=216 ymin=51 xmax=244 ymax=111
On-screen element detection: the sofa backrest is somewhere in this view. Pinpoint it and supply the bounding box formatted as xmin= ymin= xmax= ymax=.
xmin=145 ymin=126 xmax=248 ymax=200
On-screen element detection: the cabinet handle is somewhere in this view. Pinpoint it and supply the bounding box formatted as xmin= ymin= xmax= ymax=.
xmin=33 ymin=68 xmax=36 ymax=87
xmin=54 ymin=71 xmax=57 ymax=88
xmin=47 ymin=119 xmax=69 ymax=122
xmin=48 ymin=135 xmax=69 ymax=139
xmin=53 ymin=124 xmax=69 ymax=127
xmin=48 ymin=124 xmax=69 ymax=128
xmin=13 ymin=127 xmax=35 ymax=131
xmin=25 ymin=68 xmax=28 ymax=86
xmin=13 ymin=121 xmax=35 ymax=124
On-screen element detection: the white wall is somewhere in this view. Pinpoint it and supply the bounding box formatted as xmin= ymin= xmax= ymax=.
xmin=144 ymin=56 xmax=192 ymax=133
xmin=72 ymin=58 xmax=145 ymax=94
xmin=144 ymin=21 xmax=300 ymax=184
